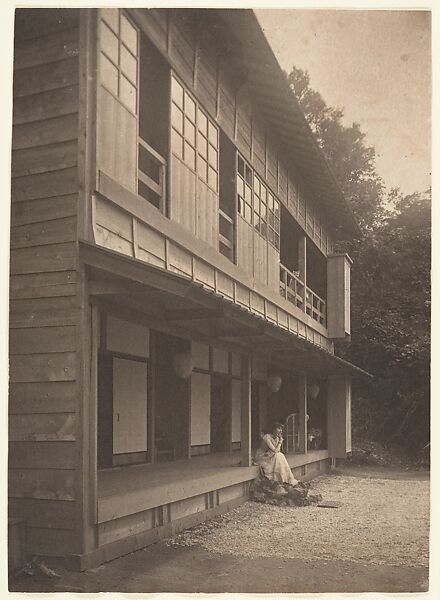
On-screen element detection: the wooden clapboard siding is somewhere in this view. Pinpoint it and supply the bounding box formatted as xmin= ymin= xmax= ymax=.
xmin=10 ymin=8 xmax=81 ymax=559
xmin=9 ymin=441 xmax=77 ymax=468
xmin=10 ymin=217 xmax=77 ymax=250
xmin=217 ymin=66 xmax=236 ymax=140
xmin=196 ymin=30 xmax=217 ymax=117
xmin=169 ymin=11 xmax=195 ymax=87
xmin=9 ymin=381 xmax=77 ymax=415
xmin=236 ymin=87 xmax=252 ymax=160
xmin=13 ymin=114 xmax=79 ymax=151
xmin=9 ymin=498 xmax=76 ymax=530
xmin=13 ymin=86 xmax=79 ymax=125
xmin=9 ymin=414 xmax=76 ymax=442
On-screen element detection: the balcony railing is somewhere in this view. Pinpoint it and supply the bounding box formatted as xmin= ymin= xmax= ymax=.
xmin=218 ymin=209 xmax=234 ymax=262
xmin=306 ymin=287 xmax=326 ymax=326
xmin=280 ymin=262 xmax=327 ymax=327
xmin=138 ymin=137 xmax=167 ymax=212
xmin=279 ymin=263 xmax=304 ymax=310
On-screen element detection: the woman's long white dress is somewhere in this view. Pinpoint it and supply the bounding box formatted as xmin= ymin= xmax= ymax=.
xmin=254 ymin=433 xmax=298 ymax=485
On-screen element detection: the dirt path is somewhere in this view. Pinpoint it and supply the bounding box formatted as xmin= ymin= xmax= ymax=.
xmin=10 ymin=465 xmax=430 ymax=593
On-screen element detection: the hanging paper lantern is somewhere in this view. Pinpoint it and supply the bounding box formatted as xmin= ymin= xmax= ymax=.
xmin=308 ymin=383 xmax=320 ymax=400
xmin=267 ymin=373 xmax=282 ymax=393
xmin=172 ymin=351 xmax=194 ymax=379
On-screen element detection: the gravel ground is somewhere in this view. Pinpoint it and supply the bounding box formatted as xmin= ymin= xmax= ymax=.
xmin=168 ymin=471 xmax=430 ymax=568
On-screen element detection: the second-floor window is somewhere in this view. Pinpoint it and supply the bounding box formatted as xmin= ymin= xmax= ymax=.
xmin=171 ymin=76 xmax=218 ymax=192
xmin=99 ymin=9 xmax=139 ymax=115
xmin=237 ymin=154 xmax=280 ymax=251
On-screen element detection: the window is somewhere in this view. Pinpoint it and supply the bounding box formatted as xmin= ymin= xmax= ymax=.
xmin=237 ymin=154 xmax=280 ymax=251
xmin=237 ymin=154 xmax=253 ymax=224
xmin=99 ymin=9 xmax=139 ymax=114
xmin=171 ymin=76 xmax=219 ymax=192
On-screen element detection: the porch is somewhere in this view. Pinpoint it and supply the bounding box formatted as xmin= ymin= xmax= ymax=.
xmin=71 ymin=449 xmax=329 ymax=569
xmin=98 ymin=449 xmax=329 ymax=523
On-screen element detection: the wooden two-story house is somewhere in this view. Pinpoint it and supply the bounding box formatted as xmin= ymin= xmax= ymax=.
xmin=9 ymin=7 xmax=368 ymax=570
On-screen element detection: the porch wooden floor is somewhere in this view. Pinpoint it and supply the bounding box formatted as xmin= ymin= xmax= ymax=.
xmin=97 ymin=450 xmax=329 ymax=524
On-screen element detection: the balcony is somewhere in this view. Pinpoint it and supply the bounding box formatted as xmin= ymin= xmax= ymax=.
xmin=280 ymin=263 xmax=326 ymax=327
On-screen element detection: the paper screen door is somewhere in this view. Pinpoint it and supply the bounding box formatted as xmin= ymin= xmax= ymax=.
xmin=112 ymin=357 xmax=148 ymax=454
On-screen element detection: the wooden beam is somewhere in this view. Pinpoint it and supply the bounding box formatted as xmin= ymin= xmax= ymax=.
xmin=165 ymin=308 xmax=224 ymax=321
xmin=88 ymin=278 xmax=157 ymax=297
xmin=240 ymin=355 xmax=252 ymax=467
xmin=216 ymin=325 xmax=265 ymax=338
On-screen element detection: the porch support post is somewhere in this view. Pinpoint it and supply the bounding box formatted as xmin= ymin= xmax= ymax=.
xmin=298 ymin=235 xmax=307 ymax=308
xmin=298 ymin=371 xmax=308 ymax=454
xmin=327 ymin=375 xmax=352 ymax=459
xmin=240 ymin=354 xmax=252 ymax=466
xmin=147 ymin=330 xmax=156 ymax=463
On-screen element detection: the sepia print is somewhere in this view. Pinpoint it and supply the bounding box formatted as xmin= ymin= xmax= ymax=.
xmin=7 ymin=5 xmax=431 ymax=595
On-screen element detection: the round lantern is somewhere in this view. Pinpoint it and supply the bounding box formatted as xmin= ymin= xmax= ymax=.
xmin=172 ymin=351 xmax=194 ymax=379
xmin=308 ymin=383 xmax=320 ymax=400
xmin=267 ymin=373 xmax=282 ymax=393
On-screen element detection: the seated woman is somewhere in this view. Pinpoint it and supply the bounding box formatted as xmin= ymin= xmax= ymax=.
xmin=254 ymin=422 xmax=298 ymax=486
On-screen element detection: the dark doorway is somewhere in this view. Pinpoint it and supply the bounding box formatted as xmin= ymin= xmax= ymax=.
xmin=210 ymin=375 xmax=231 ymax=452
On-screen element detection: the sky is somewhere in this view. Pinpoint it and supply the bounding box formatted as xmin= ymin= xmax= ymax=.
xmin=256 ymin=9 xmax=431 ymax=197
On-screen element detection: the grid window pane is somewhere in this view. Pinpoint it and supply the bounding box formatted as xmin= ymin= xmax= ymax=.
xmin=101 ymin=8 xmax=119 ymax=33
xmin=171 ymin=77 xmax=184 ymax=108
xmin=198 ymin=110 xmax=208 ymax=135
xmin=171 ymin=129 xmax=183 ymax=159
xmin=237 ymin=177 xmax=244 ymax=198
xmin=120 ymin=74 xmax=137 ymax=112
xmin=238 ymin=196 xmax=244 ymax=217
xmin=208 ymin=121 xmax=218 ymax=146
xmin=121 ymin=14 xmax=138 ymax=55
xmin=184 ymin=142 xmax=195 ymax=170
xmin=208 ymin=145 xmax=217 ymax=169
xmin=208 ymin=166 xmax=217 ymax=190
xmin=244 ymin=202 xmax=252 ymax=223
xmin=245 ymin=165 xmax=252 ymax=185
xmin=171 ymin=103 xmax=183 ymax=133
xmin=100 ymin=53 xmax=118 ymax=95
xmin=198 ymin=132 xmax=207 ymax=158
xmin=261 ymin=221 xmax=267 ymax=237
xmin=260 ymin=203 xmax=266 ymax=220
xmin=121 ymin=45 xmax=137 ymax=84
xmin=101 ymin=22 xmax=119 ymax=64
xmin=198 ymin=156 xmax=208 ymax=181
xmin=244 ymin=184 xmax=251 ymax=202
xmin=184 ymin=117 xmax=196 ymax=146
xmin=185 ymin=93 xmax=196 ymax=122
xmin=238 ymin=155 xmax=245 ymax=177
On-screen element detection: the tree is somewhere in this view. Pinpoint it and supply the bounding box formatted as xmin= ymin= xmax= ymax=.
xmin=287 ymin=66 xmax=431 ymax=455
xmin=288 ymin=67 xmax=385 ymax=229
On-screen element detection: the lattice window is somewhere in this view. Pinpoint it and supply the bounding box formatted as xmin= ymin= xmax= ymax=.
xmin=171 ymin=75 xmax=218 ymax=192
xmin=237 ymin=154 xmax=253 ymax=224
xmin=99 ymin=9 xmax=139 ymax=114
xmin=237 ymin=154 xmax=280 ymax=251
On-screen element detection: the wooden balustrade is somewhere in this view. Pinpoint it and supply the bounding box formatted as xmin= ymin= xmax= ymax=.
xmin=280 ymin=262 xmax=326 ymax=327
xmin=279 ymin=263 xmax=304 ymax=309
xmin=138 ymin=137 xmax=167 ymax=212
xmin=305 ymin=287 xmax=326 ymax=326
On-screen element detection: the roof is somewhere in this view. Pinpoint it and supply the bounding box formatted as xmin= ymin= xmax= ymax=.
xmin=81 ymin=240 xmax=371 ymax=380
xmin=211 ymin=9 xmax=361 ymax=240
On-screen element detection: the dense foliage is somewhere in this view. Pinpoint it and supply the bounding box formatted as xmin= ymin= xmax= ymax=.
xmin=288 ymin=67 xmax=431 ymax=455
